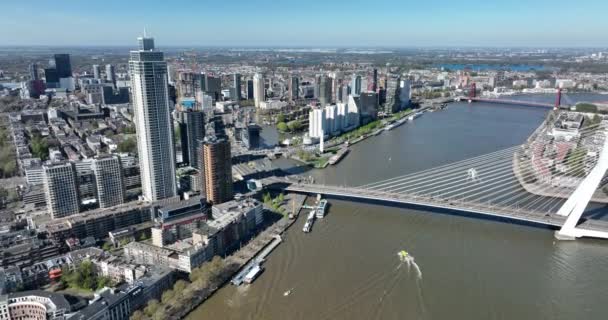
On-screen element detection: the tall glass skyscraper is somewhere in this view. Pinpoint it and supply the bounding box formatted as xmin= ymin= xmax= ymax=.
xmin=129 ymin=36 xmax=177 ymax=201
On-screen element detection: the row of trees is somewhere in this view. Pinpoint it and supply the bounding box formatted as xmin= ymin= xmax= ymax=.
xmin=277 ymin=120 xmax=304 ymax=133
xmin=131 ymin=257 xmax=229 ymax=320
xmin=0 ymin=126 xmax=17 ymax=178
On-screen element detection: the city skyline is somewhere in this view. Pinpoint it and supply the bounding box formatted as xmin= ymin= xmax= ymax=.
xmin=1 ymin=0 xmax=608 ymax=47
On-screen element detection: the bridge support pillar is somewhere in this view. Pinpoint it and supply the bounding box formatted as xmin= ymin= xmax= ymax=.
xmin=555 ymin=133 xmax=608 ymax=240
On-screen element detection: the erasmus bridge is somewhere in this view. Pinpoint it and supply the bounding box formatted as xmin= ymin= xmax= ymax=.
xmin=265 ymin=121 xmax=608 ymax=240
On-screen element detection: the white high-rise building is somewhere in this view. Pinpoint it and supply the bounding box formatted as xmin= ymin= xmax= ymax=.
xmin=347 ymin=95 xmax=361 ymax=128
xmin=129 ymin=36 xmax=177 ymax=201
xmin=325 ymin=104 xmax=338 ymax=134
xmin=308 ymin=107 xmax=327 ymax=139
xmin=92 ymin=155 xmax=125 ymax=208
xmin=336 ymin=102 xmax=348 ymax=131
xmin=43 ymin=162 xmax=80 ymax=219
xmin=253 ymin=73 xmax=265 ymax=108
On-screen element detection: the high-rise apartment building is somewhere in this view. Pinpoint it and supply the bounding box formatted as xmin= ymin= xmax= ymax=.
xmin=92 ymin=156 xmax=125 ymax=208
xmin=199 ymin=138 xmax=233 ymax=204
xmin=129 ymin=36 xmax=177 ymax=201
xmin=384 ymin=76 xmax=402 ymax=114
xmin=253 ymin=73 xmax=264 ymax=108
xmin=178 ymin=110 xmax=205 ymax=169
xmin=43 ymin=162 xmax=80 ymax=219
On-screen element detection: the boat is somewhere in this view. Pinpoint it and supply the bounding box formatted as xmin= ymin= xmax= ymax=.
xmin=284 ymin=289 xmax=293 ymax=296
xmin=303 ymin=210 xmax=316 ymax=233
xmin=244 ymin=265 xmax=264 ymax=284
xmin=408 ymin=112 xmax=423 ymax=121
xmin=384 ymin=123 xmax=397 ymax=131
xmin=316 ymin=199 xmax=328 ymax=219
xmin=398 ymin=250 xmax=409 ymax=261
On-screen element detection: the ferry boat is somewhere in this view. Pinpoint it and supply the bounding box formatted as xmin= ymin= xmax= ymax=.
xmin=408 ymin=112 xmax=423 ymax=121
xmin=244 ymin=265 xmax=264 ymax=284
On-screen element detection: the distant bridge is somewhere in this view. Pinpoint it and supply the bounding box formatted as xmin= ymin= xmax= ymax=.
xmin=465 ymin=97 xmax=558 ymax=109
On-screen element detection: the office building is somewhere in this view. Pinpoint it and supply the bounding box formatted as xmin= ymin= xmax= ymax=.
xmin=43 ymin=162 xmax=80 ymax=219
xmin=241 ymin=124 xmax=261 ymax=150
xmin=92 ymin=156 xmax=125 ymax=209
xmin=233 ymin=73 xmax=242 ymax=100
xmin=129 ymin=36 xmax=177 ymax=201
xmin=290 ymin=76 xmax=299 ymax=101
xmin=93 ymin=64 xmax=101 ymax=79
xmin=351 ymin=75 xmax=362 ymax=95
xmin=246 ymin=79 xmax=254 ymax=100
xmin=106 ymin=64 xmax=116 ymax=87
xmin=177 ymin=110 xmax=205 ymax=168
xmin=253 ymin=73 xmax=264 ymax=108
xmin=203 ymin=74 xmax=221 ymax=101
xmin=200 ymin=138 xmax=233 ymax=204
xmin=359 ymin=92 xmax=379 ymax=119
xmin=400 ymin=79 xmax=412 ymax=108
xmin=54 ymin=54 xmax=72 ymax=78
xmin=44 ymin=68 xmax=59 ymax=88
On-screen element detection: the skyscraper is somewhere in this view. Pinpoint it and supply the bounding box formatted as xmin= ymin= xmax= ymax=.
xmin=351 ymin=75 xmax=362 ymax=95
xmin=290 ymin=76 xmax=299 ymax=102
xmin=384 ymin=76 xmax=401 ymax=114
xmin=372 ymin=68 xmax=378 ymax=92
xmin=92 ymin=155 xmax=125 ymax=208
xmin=253 ymin=73 xmax=264 ymax=108
xmin=246 ymin=79 xmax=254 ymax=100
xmin=43 ymin=162 xmax=80 ymax=219
xmin=44 ymin=68 xmax=59 ymax=88
xmin=106 ymin=64 xmax=116 ymax=87
xmin=199 ymin=138 xmax=233 ymax=204
xmin=318 ymin=75 xmax=331 ymax=107
xmin=29 ymin=63 xmax=39 ymax=81
xmin=129 ymin=36 xmax=177 ymax=201
xmin=92 ymin=64 xmax=101 ymax=79
xmin=178 ymin=110 xmax=205 ymax=169
xmin=54 ymin=54 xmax=72 ymax=78
xmin=233 ymin=73 xmax=242 ymax=101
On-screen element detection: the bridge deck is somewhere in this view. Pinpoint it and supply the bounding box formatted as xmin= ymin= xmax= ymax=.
xmin=267 ymin=180 xmax=608 ymax=238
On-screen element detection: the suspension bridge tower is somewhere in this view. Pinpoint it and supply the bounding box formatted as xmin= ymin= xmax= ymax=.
xmin=554 ymin=88 xmax=562 ymax=110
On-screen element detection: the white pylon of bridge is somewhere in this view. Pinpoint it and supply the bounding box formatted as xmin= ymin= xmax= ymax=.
xmin=555 ymin=130 xmax=608 ymax=240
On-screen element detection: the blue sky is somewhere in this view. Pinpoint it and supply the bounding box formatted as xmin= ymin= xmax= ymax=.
xmin=1 ymin=0 xmax=607 ymax=47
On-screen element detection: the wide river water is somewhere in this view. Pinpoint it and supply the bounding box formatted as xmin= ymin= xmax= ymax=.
xmin=188 ymin=95 xmax=608 ymax=320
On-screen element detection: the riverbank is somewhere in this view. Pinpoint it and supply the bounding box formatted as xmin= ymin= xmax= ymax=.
xmin=169 ymin=193 xmax=307 ymax=320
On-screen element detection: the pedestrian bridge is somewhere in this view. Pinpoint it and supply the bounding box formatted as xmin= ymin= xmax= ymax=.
xmin=264 ymin=121 xmax=608 ymax=240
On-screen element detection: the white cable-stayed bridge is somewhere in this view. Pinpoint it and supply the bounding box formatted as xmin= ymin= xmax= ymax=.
xmin=265 ymin=121 xmax=608 ymax=240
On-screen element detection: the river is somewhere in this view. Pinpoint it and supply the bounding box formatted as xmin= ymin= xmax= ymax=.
xmin=188 ymin=97 xmax=608 ymax=320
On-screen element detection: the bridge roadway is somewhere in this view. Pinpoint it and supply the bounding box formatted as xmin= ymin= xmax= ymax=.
xmin=264 ymin=178 xmax=608 ymax=238
xmin=465 ymin=97 xmax=558 ymax=109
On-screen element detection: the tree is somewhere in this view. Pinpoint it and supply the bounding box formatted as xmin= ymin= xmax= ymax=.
xmin=144 ymin=299 xmax=160 ymax=317
xmin=161 ymin=289 xmax=175 ymax=303
xmin=263 ymin=192 xmax=272 ymax=204
xmin=130 ymin=310 xmax=145 ymax=320
xmin=576 ymin=103 xmax=598 ymax=113
xmin=276 ymin=113 xmax=285 ymax=124
xmin=287 ymin=120 xmax=302 ymax=132
xmin=277 ymin=122 xmax=288 ymax=132
xmin=173 ymin=280 xmax=188 ymax=293
xmin=102 ymin=242 xmax=113 ymax=251
xmin=118 ymin=137 xmax=138 ymax=154
xmin=30 ymin=134 xmax=49 ymax=160
xmin=277 ymin=193 xmax=285 ymax=204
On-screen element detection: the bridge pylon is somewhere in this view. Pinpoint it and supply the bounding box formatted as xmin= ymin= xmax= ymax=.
xmin=555 ymin=133 xmax=608 ymax=240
